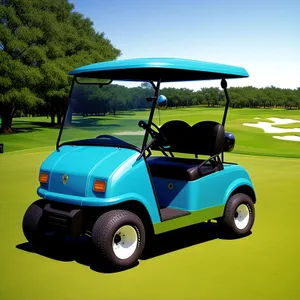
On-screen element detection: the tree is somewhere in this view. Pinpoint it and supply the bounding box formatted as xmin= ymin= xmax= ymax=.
xmin=0 ymin=0 xmax=121 ymax=133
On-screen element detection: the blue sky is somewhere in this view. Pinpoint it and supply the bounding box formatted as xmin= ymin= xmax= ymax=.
xmin=69 ymin=0 xmax=300 ymax=89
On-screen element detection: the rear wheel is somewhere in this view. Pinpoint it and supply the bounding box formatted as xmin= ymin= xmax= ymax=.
xmin=22 ymin=200 xmax=65 ymax=250
xmin=219 ymin=193 xmax=255 ymax=237
xmin=91 ymin=210 xmax=146 ymax=269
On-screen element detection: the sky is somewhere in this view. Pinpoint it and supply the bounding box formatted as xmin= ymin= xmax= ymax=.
xmin=69 ymin=0 xmax=300 ymax=89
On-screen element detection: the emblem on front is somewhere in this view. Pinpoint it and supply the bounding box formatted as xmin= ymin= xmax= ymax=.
xmin=62 ymin=174 xmax=68 ymax=184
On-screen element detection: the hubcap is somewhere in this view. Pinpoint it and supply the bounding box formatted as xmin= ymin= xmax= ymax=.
xmin=112 ymin=225 xmax=138 ymax=260
xmin=234 ymin=204 xmax=250 ymax=230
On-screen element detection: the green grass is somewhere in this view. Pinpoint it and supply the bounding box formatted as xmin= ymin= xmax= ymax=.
xmin=0 ymin=107 xmax=300 ymax=299
xmin=0 ymin=117 xmax=59 ymax=152
xmin=0 ymin=149 xmax=299 ymax=299
xmin=1 ymin=107 xmax=300 ymax=157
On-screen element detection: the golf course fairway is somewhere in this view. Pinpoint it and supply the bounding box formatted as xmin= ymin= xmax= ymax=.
xmin=0 ymin=150 xmax=299 ymax=299
xmin=0 ymin=108 xmax=299 ymax=299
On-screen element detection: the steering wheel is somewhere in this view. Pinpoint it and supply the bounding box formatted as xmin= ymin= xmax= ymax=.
xmin=138 ymin=121 xmax=158 ymax=138
xmin=138 ymin=120 xmax=170 ymax=149
xmin=96 ymin=134 xmax=125 ymax=143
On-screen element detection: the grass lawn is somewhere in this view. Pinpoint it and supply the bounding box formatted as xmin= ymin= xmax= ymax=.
xmin=0 ymin=107 xmax=299 ymax=299
xmin=1 ymin=107 xmax=299 ymax=157
xmin=0 ymin=150 xmax=299 ymax=299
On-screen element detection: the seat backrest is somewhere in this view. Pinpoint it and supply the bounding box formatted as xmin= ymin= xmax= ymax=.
xmin=152 ymin=120 xmax=224 ymax=156
xmin=158 ymin=120 xmax=191 ymax=153
xmin=190 ymin=121 xmax=224 ymax=156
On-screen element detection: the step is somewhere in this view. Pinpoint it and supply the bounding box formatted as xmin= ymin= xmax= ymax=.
xmin=160 ymin=207 xmax=191 ymax=221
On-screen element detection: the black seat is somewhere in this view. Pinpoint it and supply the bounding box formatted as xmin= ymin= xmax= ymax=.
xmin=155 ymin=120 xmax=191 ymax=153
xmin=147 ymin=120 xmax=224 ymax=181
xmin=148 ymin=156 xmax=218 ymax=181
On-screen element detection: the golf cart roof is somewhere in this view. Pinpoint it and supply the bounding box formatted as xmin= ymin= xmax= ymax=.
xmin=68 ymin=57 xmax=249 ymax=82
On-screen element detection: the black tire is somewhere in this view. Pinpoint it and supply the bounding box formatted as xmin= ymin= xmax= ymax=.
xmin=220 ymin=193 xmax=255 ymax=237
xmin=22 ymin=200 xmax=64 ymax=250
xmin=91 ymin=210 xmax=146 ymax=269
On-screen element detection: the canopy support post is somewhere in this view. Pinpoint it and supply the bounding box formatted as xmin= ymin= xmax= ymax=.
xmin=56 ymin=77 xmax=75 ymax=151
xmin=221 ymin=78 xmax=230 ymax=162
xmin=140 ymin=80 xmax=161 ymax=156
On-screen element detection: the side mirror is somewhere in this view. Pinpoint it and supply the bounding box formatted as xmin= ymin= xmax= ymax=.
xmin=223 ymin=132 xmax=235 ymax=152
xmin=157 ymin=95 xmax=167 ymax=109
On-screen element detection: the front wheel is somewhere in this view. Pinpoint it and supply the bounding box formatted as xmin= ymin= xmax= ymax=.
xmin=219 ymin=193 xmax=255 ymax=237
xmin=22 ymin=200 xmax=65 ymax=250
xmin=91 ymin=210 xmax=146 ymax=269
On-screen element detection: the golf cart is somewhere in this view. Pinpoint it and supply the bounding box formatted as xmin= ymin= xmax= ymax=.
xmin=22 ymin=58 xmax=256 ymax=269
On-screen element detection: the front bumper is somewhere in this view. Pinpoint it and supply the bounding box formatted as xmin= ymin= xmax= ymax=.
xmin=43 ymin=203 xmax=83 ymax=237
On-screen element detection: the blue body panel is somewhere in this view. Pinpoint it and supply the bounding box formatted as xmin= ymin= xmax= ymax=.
xmin=152 ymin=164 xmax=255 ymax=212
xmin=68 ymin=58 xmax=249 ymax=80
xmin=35 ymin=57 xmax=254 ymax=233
xmin=37 ymin=147 xmax=255 ymax=227
xmin=37 ymin=145 xmax=161 ymax=224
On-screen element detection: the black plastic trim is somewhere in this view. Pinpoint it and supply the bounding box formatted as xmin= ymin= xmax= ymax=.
xmin=56 ymin=77 xmax=75 ymax=150
xmin=43 ymin=203 xmax=83 ymax=237
xmin=221 ymin=78 xmax=230 ymax=162
xmin=58 ymin=140 xmax=141 ymax=153
xmin=144 ymin=154 xmax=163 ymax=222
xmin=160 ymin=207 xmax=191 ymax=221
xmin=141 ymin=80 xmax=161 ymax=155
xmin=147 ymin=156 xmax=222 ymax=181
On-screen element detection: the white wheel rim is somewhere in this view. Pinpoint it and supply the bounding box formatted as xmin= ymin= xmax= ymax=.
xmin=234 ymin=204 xmax=250 ymax=230
xmin=112 ymin=225 xmax=138 ymax=260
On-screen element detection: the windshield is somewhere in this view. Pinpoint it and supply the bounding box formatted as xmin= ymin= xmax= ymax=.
xmin=58 ymin=80 xmax=158 ymax=150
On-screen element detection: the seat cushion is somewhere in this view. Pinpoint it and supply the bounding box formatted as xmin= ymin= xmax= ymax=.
xmin=147 ymin=156 xmax=219 ymax=181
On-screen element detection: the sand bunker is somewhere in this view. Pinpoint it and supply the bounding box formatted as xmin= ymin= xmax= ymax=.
xmin=267 ymin=118 xmax=300 ymax=125
xmin=115 ymin=131 xmax=144 ymax=135
xmin=243 ymin=122 xmax=300 ymax=134
xmin=273 ymin=135 xmax=300 ymax=142
xmin=243 ymin=117 xmax=300 ymax=142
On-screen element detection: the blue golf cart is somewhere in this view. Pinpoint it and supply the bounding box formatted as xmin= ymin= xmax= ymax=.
xmin=22 ymin=58 xmax=256 ymax=269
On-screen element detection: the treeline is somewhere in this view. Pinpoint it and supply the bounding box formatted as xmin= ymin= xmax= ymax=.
xmin=1 ymin=1 xmax=299 ymax=134
xmin=162 ymin=85 xmax=300 ymax=109
xmin=13 ymin=83 xmax=300 ymax=120
xmin=64 ymin=83 xmax=300 ymax=117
